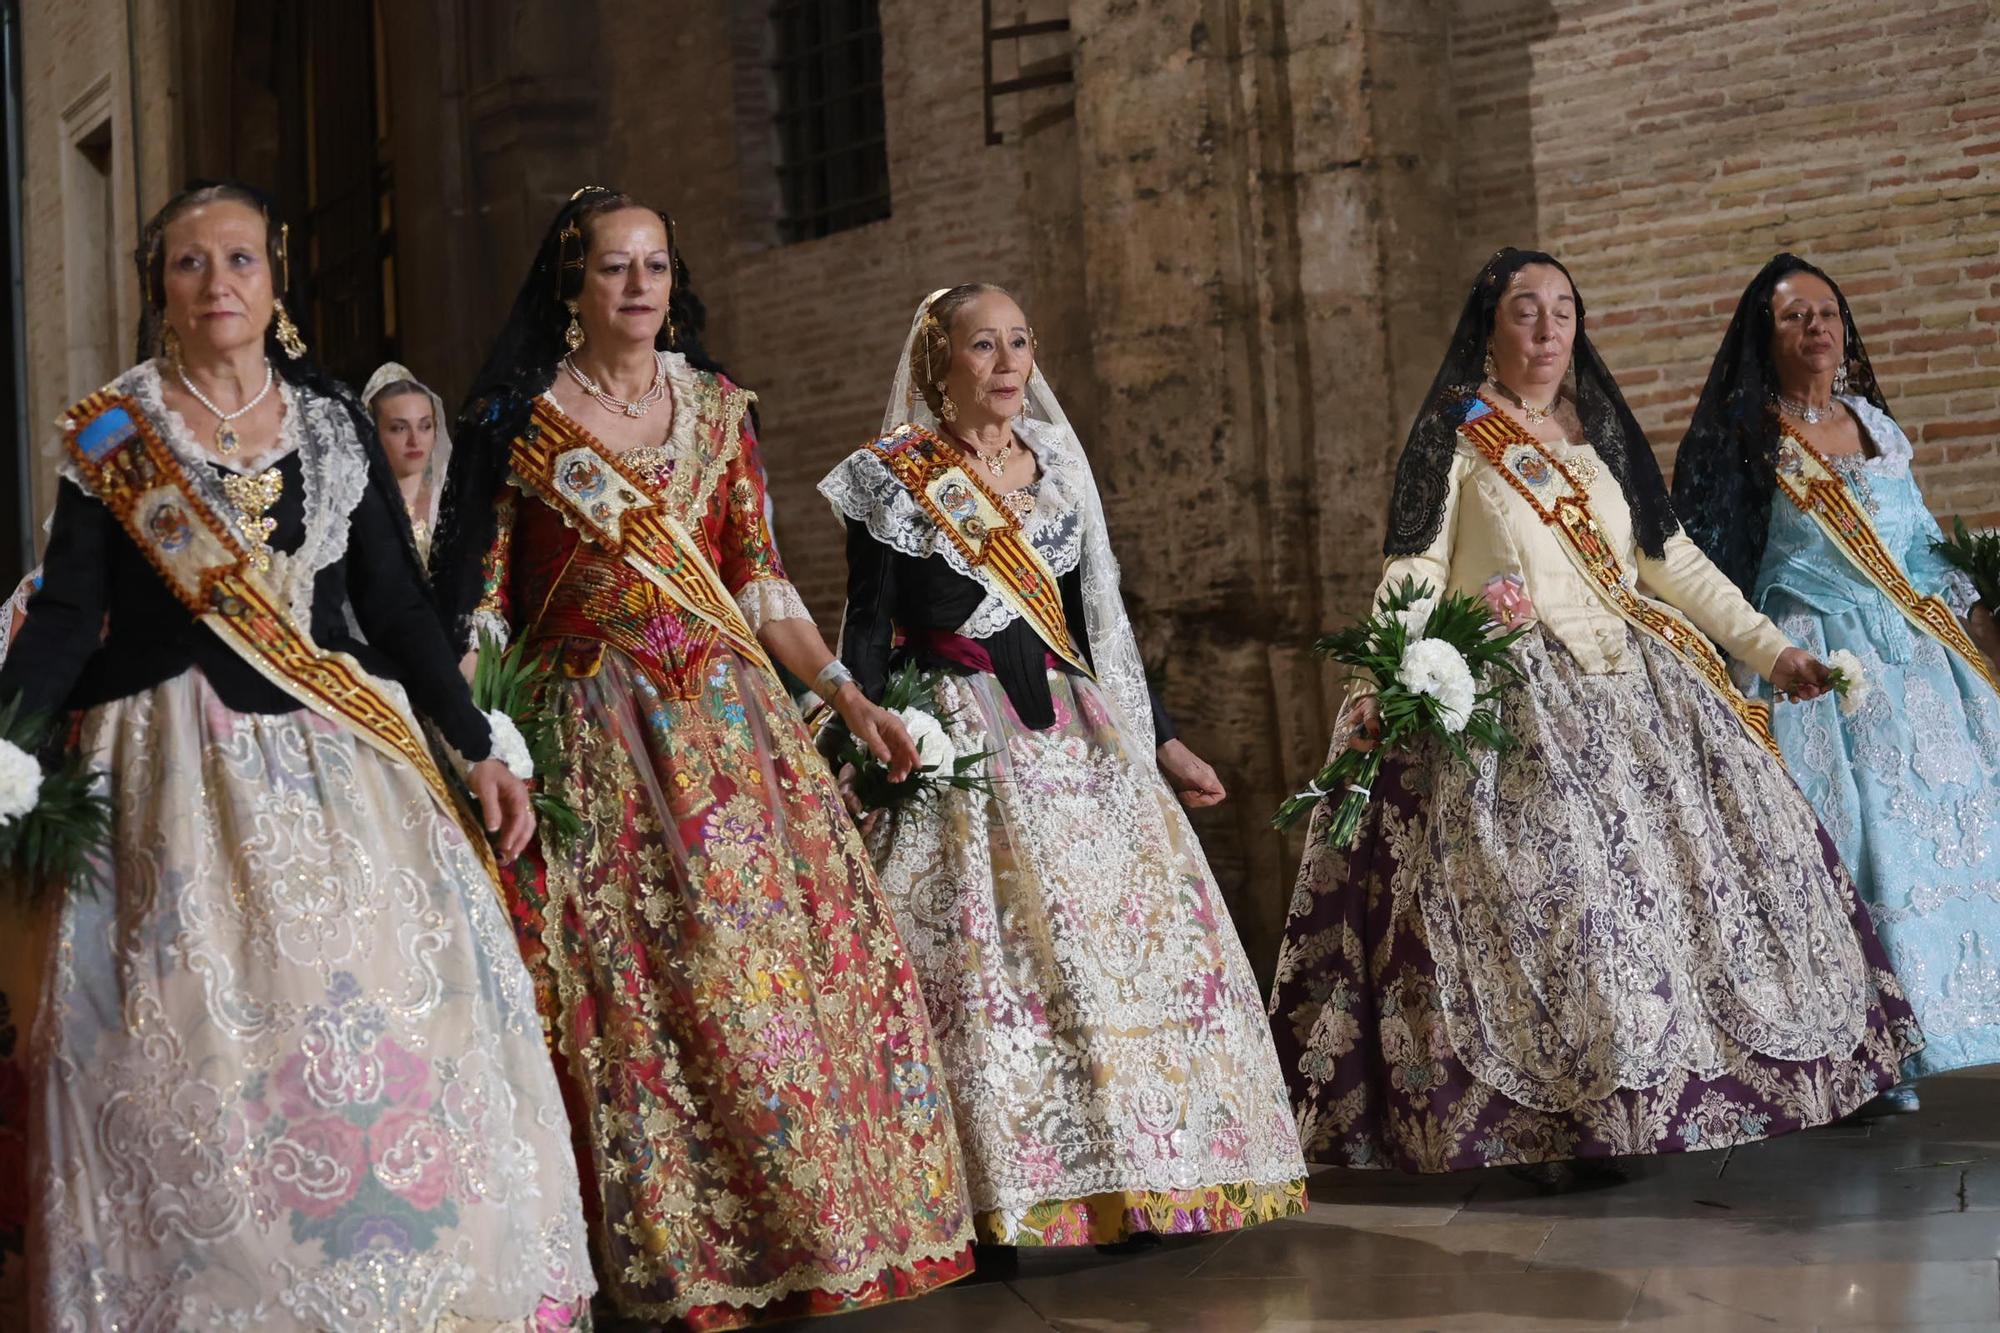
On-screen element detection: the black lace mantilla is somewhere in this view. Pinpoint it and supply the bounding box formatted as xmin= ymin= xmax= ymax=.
xmin=1386 ymin=247 xmax=1679 ymax=560
xmin=1671 ymin=252 xmax=1890 ymax=595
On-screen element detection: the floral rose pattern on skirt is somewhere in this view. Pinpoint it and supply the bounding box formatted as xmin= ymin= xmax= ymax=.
xmin=502 ymin=646 xmax=973 ymax=1329
xmin=31 ymin=672 xmax=593 ymax=1331
xmin=1268 ymin=626 xmax=1922 ymax=1172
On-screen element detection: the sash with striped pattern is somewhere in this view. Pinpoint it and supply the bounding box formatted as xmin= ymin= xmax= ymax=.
xmin=1460 ymin=396 xmax=1780 ymax=759
xmin=866 ymin=424 xmax=1092 ymax=678
xmin=61 ymin=389 xmax=501 ymax=884
xmin=1772 ymin=422 xmax=2000 ymax=695
xmin=507 ymin=398 xmax=773 ymax=674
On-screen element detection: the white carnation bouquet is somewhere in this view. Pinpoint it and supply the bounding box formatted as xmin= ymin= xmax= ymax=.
xmin=1824 ymin=648 xmax=1870 ymax=717
xmin=826 ymin=662 xmax=997 ymax=815
xmin=0 ymin=697 xmax=113 ymax=904
xmin=1275 ymin=576 xmax=1528 ymax=849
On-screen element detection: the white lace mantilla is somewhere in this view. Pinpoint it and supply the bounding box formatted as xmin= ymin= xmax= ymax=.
xmin=65 ymin=361 xmax=374 ymax=634
xmin=819 ymin=417 xmax=1087 ymax=643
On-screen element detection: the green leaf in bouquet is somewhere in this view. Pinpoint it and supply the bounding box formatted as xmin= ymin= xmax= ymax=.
xmin=0 ymin=696 xmax=114 ymax=908
xmin=1932 ymin=515 xmax=2000 ymax=610
xmin=469 ymin=634 xmax=587 ymax=855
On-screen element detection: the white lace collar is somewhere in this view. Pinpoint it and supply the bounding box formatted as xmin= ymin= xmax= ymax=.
xmin=108 ymin=360 xmax=371 ymax=630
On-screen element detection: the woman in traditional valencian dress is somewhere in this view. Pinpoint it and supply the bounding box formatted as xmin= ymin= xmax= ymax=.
xmin=818 ymin=285 xmax=1308 ymax=1249
xmin=1266 ymin=248 xmax=1922 ymax=1183
xmin=0 ymin=182 xmax=593 ymax=1329
xmin=1674 ymin=254 xmax=2000 ymax=1109
xmin=365 ymin=362 xmax=452 ymax=562
xmin=428 ymin=188 xmax=973 ymax=1327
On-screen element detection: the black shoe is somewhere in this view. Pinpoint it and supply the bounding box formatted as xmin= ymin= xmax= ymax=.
xmin=1095 ymin=1231 xmax=1164 ymax=1255
xmin=963 ymin=1242 xmax=1019 ymax=1284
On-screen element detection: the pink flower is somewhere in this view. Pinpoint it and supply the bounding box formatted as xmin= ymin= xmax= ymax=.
xmin=369 ymin=1108 xmax=454 ymax=1212
xmin=1481 ymin=574 xmax=1536 ymax=629
xmin=378 ymin=1039 xmax=433 ymax=1111
xmin=265 ymin=1115 xmax=367 ymax=1219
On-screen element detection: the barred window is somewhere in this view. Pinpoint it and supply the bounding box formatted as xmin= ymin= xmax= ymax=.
xmin=770 ymin=0 xmax=890 ymax=244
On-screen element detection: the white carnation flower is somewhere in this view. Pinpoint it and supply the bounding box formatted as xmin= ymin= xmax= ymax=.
xmin=1826 ymin=648 xmax=1870 ymax=717
xmin=1393 ymin=595 xmax=1438 ymax=641
xmin=1398 ymin=637 xmax=1477 ymax=734
xmin=0 ymin=736 xmax=42 ymax=826
xmin=896 ymin=707 xmax=956 ymax=772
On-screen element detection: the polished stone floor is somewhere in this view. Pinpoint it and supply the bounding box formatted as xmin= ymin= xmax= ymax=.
xmin=811 ymin=1066 xmax=2000 ymax=1332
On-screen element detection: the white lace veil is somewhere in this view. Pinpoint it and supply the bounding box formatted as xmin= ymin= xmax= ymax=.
xmin=363 ymin=362 xmax=454 ymax=545
xmin=878 ymin=289 xmax=1158 ymax=751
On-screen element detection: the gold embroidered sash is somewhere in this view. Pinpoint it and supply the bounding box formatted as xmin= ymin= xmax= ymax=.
xmin=508 ymin=399 xmax=774 ymax=674
xmin=866 ymin=424 xmax=1093 ymax=678
xmin=1460 ymin=397 xmax=1781 ymax=759
xmin=61 ymin=390 xmax=501 ymax=884
xmin=1772 ymin=423 xmax=1999 ymax=695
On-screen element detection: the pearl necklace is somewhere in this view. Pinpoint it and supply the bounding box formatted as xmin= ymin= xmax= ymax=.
xmin=177 ymin=361 xmax=275 ymax=454
xmin=564 ymin=351 xmax=668 ymax=418
xmin=1771 ymin=391 xmax=1834 ymax=426
xmin=1488 ymin=379 xmax=1556 ymax=426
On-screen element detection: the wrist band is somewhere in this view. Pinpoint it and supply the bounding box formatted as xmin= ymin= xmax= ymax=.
xmin=815 ymin=660 xmax=857 ymax=698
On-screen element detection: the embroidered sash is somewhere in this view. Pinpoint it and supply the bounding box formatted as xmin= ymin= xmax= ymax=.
xmin=508 ymin=399 xmax=774 ymax=674
xmin=60 ymin=390 xmax=501 ymax=883
xmin=865 ymin=424 xmax=1093 ymax=678
xmin=1460 ymin=398 xmax=1781 ymax=759
xmin=1772 ymin=423 xmax=2000 ymax=695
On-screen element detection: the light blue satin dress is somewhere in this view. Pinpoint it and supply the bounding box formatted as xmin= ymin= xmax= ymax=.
xmin=1742 ymin=397 xmax=2000 ymax=1077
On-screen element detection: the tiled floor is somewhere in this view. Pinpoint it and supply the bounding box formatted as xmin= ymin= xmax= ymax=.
xmin=808 ymin=1066 xmax=2000 ymax=1332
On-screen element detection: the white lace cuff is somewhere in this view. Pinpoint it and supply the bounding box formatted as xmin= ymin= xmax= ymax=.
xmin=735 ymin=578 xmax=812 ymax=633
xmin=454 ymin=709 xmax=534 ymax=781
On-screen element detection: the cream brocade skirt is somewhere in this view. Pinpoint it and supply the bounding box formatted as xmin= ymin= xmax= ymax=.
xmin=869 ymin=668 xmax=1308 ymax=1246
xmin=29 ymin=672 xmax=593 ymax=1331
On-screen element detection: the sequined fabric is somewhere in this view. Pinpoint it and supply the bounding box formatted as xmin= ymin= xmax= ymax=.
xmin=30 ymin=672 xmax=594 ymax=1330
xmin=1268 ymin=626 xmax=1922 ymax=1172
xmin=864 ymin=669 xmax=1307 ymax=1244
xmin=482 ymin=361 xmax=973 ymax=1325
xmin=1745 ymin=400 xmax=2000 ymax=1076
xmin=505 ymin=650 xmax=972 ymax=1326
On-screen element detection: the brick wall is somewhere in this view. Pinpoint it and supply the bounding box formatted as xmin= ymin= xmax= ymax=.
xmin=599 ymin=0 xmax=1075 ymax=620
xmin=1452 ymin=0 xmax=2000 ymax=523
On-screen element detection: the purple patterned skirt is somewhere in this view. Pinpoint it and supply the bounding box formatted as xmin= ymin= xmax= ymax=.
xmin=1267 ymin=626 xmax=1922 ymax=1173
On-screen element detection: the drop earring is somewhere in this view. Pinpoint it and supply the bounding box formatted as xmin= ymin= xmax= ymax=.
xmin=938 ymin=390 xmax=959 ymax=424
xmin=1483 ymin=348 xmax=1497 ymax=380
xmin=565 ymin=301 xmax=586 ymax=353
xmin=1832 ymin=361 xmax=1851 ymax=395
xmin=274 ymin=301 xmax=308 ymax=359
xmin=162 ymin=325 xmax=184 ymax=366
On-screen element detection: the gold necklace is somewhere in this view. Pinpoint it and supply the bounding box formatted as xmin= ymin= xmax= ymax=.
xmin=1489 ymin=379 xmax=1556 ymax=426
xmin=221 ymin=466 xmax=285 ymax=572
xmin=950 ymin=431 xmax=1034 ymax=522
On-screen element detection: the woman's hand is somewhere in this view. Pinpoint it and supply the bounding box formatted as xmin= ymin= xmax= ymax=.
xmin=833 ymin=683 xmax=917 ymax=782
xmin=1340 ymin=695 xmax=1384 ymax=752
xmin=467 ymin=757 xmax=537 ymax=863
xmin=1771 ymin=645 xmax=1832 ymax=701
xmin=1157 ymin=738 xmax=1226 ymax=808
xmin=836 ymin=761 xmax=883 ymax=837
xmin=1967 ymin=605 xmax=2000 ymax=679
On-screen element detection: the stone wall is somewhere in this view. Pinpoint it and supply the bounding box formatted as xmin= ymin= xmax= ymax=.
xmin=1453 ymin=0 xmax=2000 ymax=520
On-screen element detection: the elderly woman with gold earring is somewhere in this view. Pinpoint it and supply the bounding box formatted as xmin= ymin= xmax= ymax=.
xmin=0 ymin=180 xmax=593 ymax=1329
xmin=430 ymin=188 xmax=973 ymax=1327
xmin=819 ymin=285 xmax=1308 ymax=1253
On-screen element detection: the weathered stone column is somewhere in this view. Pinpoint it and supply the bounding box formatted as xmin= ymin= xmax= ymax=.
xmin=1066 ymin=0 xmax=1457 ymax=978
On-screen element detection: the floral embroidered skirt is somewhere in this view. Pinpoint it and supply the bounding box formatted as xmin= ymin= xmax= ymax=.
xmin=31 ymin=671 xmax=594 ymax=1330
xmin=1267 ymin=626 xmax=1922 ymax=1173
xmin=867 ymin=668 xmax=1307 ymax=1246
xmin=1756 ymin=601 xmax=2000 ymax=1078
xmin=504 ymin=645 xmax=974 ymax=1327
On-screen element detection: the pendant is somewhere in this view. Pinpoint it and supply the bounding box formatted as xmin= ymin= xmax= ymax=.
xmin=623 ymin=404 xmax=644 ymax=418
xmin=216 ymin=422 xmax=239 ymax=454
